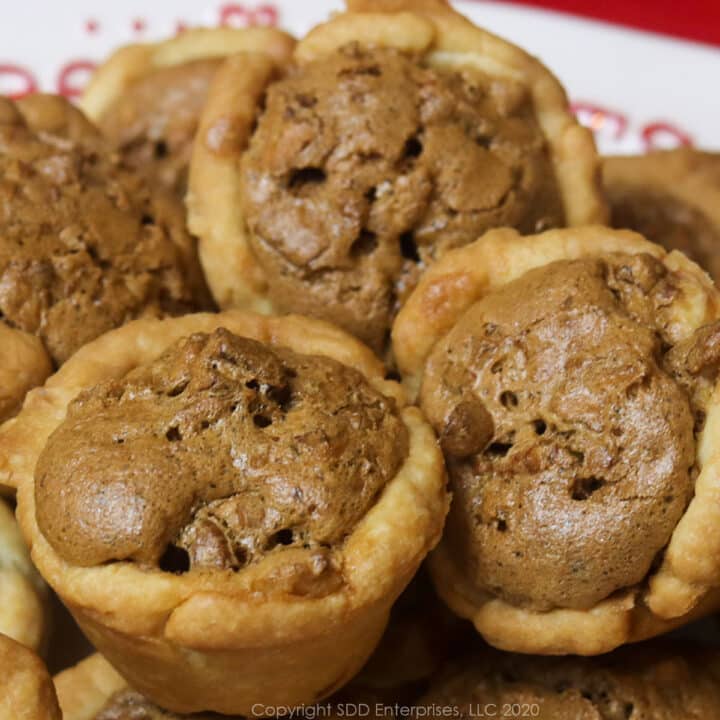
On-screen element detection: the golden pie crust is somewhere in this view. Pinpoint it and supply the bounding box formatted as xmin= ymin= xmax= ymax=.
xmin=81 ymin=27 xmax=296 ymax=124
xmin=55 ymin=654 xmax=126 ymax=720
xmin=55 ymin=575 xmax=457 ymax=720
xmin=0 ymin=633 xmax=60 ymax=720
xmin=0 ymin=310 xmax=448 ymax=714
xmin=393 ymin=226 xmax=720 ymax=654
xmin=604 ymin=149 xmax=720 ymax=283
xmin=0 ymin=499 xmax=48 ymax=652
xmin=187 ymin=0 xmax=607 ymax=312
xmin=0 ymin=324 xmax=51 ymax=426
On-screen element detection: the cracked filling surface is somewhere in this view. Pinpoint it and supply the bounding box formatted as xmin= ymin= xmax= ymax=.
xmin=0 ymin=96 xmax=204 ymax=365
xmin=418 ymin=647 xmax=720 ymax=719
xmin=35 ymin=328 xmax=408 ymax=594
xmin=421 ymin=254 xmax=720 ymax=611
xmin=99 ymin=59 xmax=221 ymax=196
xmin=240 ymin=45 xmax=564 ymax=350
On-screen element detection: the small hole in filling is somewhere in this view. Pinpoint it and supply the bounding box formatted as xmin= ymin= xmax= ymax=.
xmin=253 ymin=414 xmax=272 ymax=428
xmin=268 ymin=384 xmax=292 ymax=411
xmin=232 ymin=546 xmax=249 ymax=569
xmin=500 ymin=391 xmax=518 ymax=409
xmin=154 ymin=140 xmax=168 ymax=159
xmin=288 ymin=167 xmax=326 ymax=189
xmin=140 ymin=213 xmax=155 ymax=225
xmin=165 ymin=426 xmax=182 ymax=442
xmin=533 ymin=419 xmax=547 ymax=435
xmin=571 ymin=477 xmax=605 ymax=501
xmin=350 ymin=230 xmax=378 ymax=257
xmin=159 ymin=544 xmax=190 ymax=574
xmin=403 ymin=136 xmax=423 ymax=158
xmin=399 ymin=231 xmax=420 ymax=262
xmin=295 ymin=93 xmax=317 ymax=108
xmin=495 ymin=518 xmax=507 ymax=532
xmin=269 ymin=528 xmax=294 ymax=548
xmin=167 ymin=380 xmax=189 ymax=397
xmin=352 ymin=64 xmax=382 ymax=77
xmin=487 ymin=442 xmax=513 ymax=457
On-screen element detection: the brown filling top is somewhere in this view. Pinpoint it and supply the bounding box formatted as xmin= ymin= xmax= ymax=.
xmin=241 ymin=45 xmax=564 ymax=351
xmin=421 ymin=254 xmax=720 ymax=611
xmin=609 ymin=186 xmax=720 ymax=284
xmin=0 ymin=96 xmax=206 ymax=365
xmin=99 ymin=59 xmax=221 ymax=197
xmin=419 ymin=647 xmax=720 ymax=719
xmin=36 ymin=328 xmax=407 ymax=590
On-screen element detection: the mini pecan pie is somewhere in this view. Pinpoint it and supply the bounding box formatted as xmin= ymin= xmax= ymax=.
xmin=2 ymin=310 xmax=447 ymax=714
xmin=418 ymin=642 xmax=720 ymax=719
xmin=0 ymin=633 xmax=60 ymax=720
xmin=604 ymin=149 xmax=720 ymax=284
xmin=0 ymin=94 xmax=210 ymax=427
xmin=188 ymin=0 xmax=606 ymax=352
xmin=55 ymin=574 xmax=461 ymax=720
xmin=82 ymin=28 xmax=295 ymax=196
xmin=394 ymin=227 xmax=720 ymax=654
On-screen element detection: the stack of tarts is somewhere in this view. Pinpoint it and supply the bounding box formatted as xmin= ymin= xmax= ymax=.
xmin=1 ymin=1 xmax=720 ymax=718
